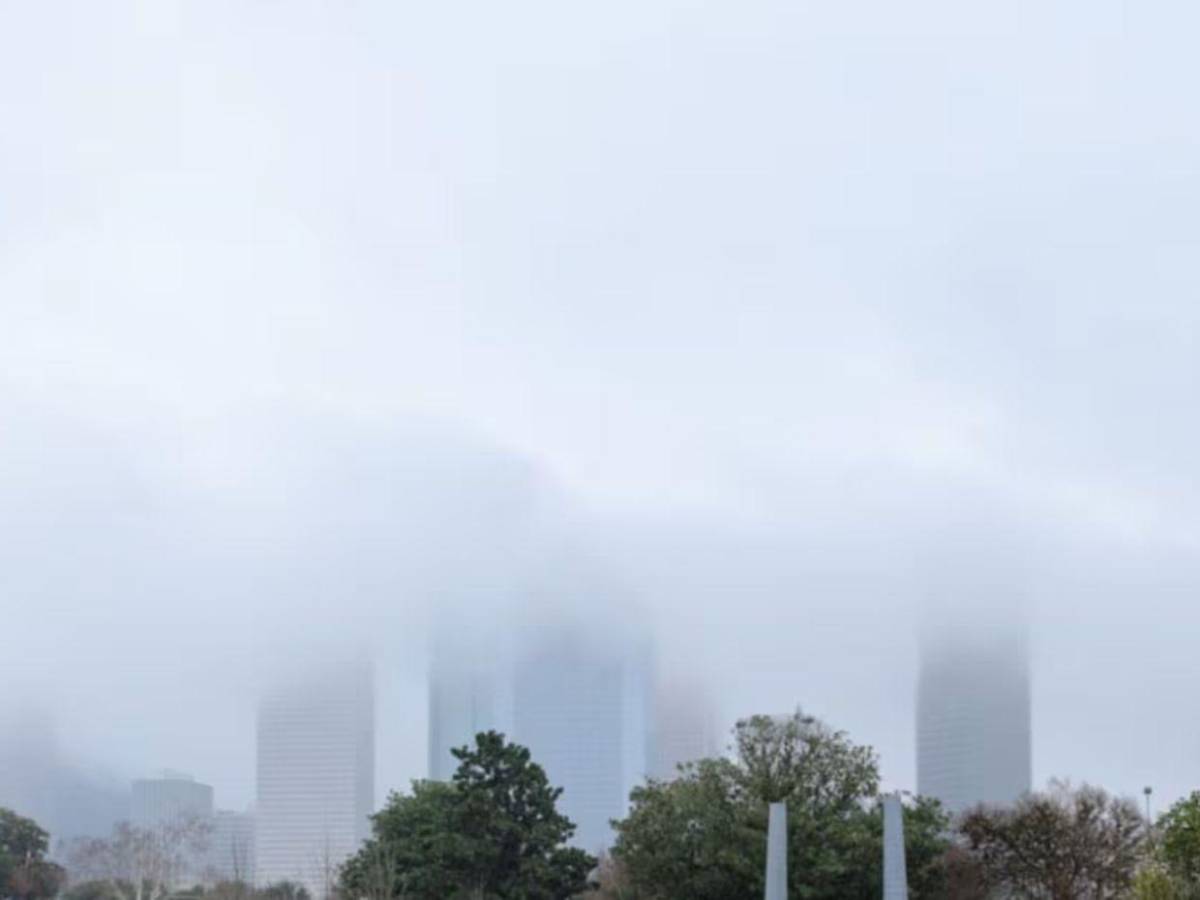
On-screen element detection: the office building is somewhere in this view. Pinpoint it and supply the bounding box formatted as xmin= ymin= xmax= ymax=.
xmin=651 ymin=677 xmax=719 ymax=779
xmin=511 ymin=624 xmax=652 ymax=853
xmin=208 ymin=808 xmax=256 ymax=884
xmin=427 ymin=626 xmax=512 ymax=781
xmin=255 ymin=664 xmax=374 ymax=898
xmin=131 ymin=772 xmax=214 ymax=828
xmin=916 ymin=627 xmax=1031 ymax=814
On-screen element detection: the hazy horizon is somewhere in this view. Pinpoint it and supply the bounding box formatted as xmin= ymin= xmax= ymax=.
xmin=4 ymin=0 xmax=1200 ymax=835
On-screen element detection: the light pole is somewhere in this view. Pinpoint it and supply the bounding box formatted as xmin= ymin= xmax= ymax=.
xmin=1144 ymin=786 xmax=1154 ymax=839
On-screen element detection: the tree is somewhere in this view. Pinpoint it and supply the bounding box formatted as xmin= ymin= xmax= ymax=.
xmin=578 ymin=853 xmax=638 ymax=900
xmin=341 ymin=780 xmax=461 ymax=900
xmin=450 ymin=731 xmax=595 ymax=899
xmin=612 ymin=758 xmax=759 ymax=900
xmin=1160 ymin=792 xmax=1200 ymax=893
xmin=255 ymin=883 xmax=312 ymax=900
xmin=64 ymin=816 xmax=212 ymax=900
xmin=0 ymin=808 xmax=65 ymax=900
xmin=203 ymin=882 xmax=257 ymax=900
xmin=340 ymin=731 xmax=594 ymax=900
xmin=61 ymin=881 xmax=128 ymax=900
xmin=835 ymin=795 xmax=952 ymax=900
xmin=1132 ymin=864 xmax=1186 ymax=900
xmin=958 ymin=780 xmax=1145 ymax=899
xmin=610 ymin=714 xmax=950 ymax=900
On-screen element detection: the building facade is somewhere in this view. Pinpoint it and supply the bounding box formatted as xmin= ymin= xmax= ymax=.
xmin=130 ymin=772 xmax=215 ymax=829
xmin=427 ymin=626 xmax=512 ymax=782
xmin=916 ymin=629 xmax=1032 ymax=814
xmin=255 ymin=664 xmax=374 ymax=899
xmin=650 ymin=677 xmax=719 ymax=780
xmin=511 ymin=625 xmax=652 ymax=853
xmin=208 ymin=808 xmax=256 ymax=884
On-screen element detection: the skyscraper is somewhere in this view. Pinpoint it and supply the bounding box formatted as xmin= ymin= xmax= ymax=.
xmin=916 ymin=627 xmax=1031 ymax=814
xmin=511 ymin=624 xmax=652 ymax=853
xmin=650 ymin=677 xmax=719 ymax=780
xmin=255 ymin=664 xmax=374 ymax=899
xmin=427 ymin=625 xmax=512 ymax=782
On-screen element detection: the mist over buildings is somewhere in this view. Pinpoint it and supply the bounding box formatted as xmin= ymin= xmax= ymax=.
xmin=3 ymin=0 xmax=1200 ymax=848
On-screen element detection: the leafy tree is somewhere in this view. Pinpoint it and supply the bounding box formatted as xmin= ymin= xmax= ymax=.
xmin=1133 ymin=864 xmax=1186 ymax=900
xmin=612 ymin=758 xmax=760 ymax=900
xmin=0 ymin=808 xmax=65 ymax=900
xmin=203 ymin=881 xmax=255 ymax=900
xmin=578 ymin=853 xmax=638 ymax=900
xmin=254 ymin=883 xmax=311 ymax=900
xmin=836 ymin=796 xmax=951 ymax=899
xmin=61 ymin=880 xmax=127 ymax=900
xmin=958 ymin=780 xmax=1145 ymax=900
xmin=611 ymin=713 xmax=950 ymax=900
xmin=340 ymin=731 xmax=594 ymax=900
xmin=1160 ymin=792 xmax=1200 ymax=893
xmin=341 ymin=781 xmax=462 ymax=899
xmin=450 ymin=731 xmax=595 ymax=899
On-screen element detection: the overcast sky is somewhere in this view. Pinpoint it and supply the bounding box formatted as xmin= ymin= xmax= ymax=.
xmin=2 ymin=0 xmax=1199 ymax=821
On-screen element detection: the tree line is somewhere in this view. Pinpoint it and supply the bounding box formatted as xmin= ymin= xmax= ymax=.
xmin=6 ymin=712 xmax=1200 ymax=899
xmin=337 ymin=713 xmax=1200 ymax=899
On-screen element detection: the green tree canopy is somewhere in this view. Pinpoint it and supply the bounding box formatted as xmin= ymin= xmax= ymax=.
xmin=1160 ymin=792 xmax=1200 ymax=892
xmin=0 ymin=808 xmax=65 ymax=900
xmin=610 ymin=712 xmax=950 ymax=900
xmin=253 ymin=883 xmax=311 ymax=900
xmin=340 ymin=731 xmax=594 ymax=900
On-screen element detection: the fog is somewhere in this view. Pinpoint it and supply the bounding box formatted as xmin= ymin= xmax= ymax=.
xmin=2 ymin=0 xmax=1199 ymax=834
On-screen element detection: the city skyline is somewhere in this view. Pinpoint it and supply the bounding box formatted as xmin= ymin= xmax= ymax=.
xmin=6 ymin=0 xmax=1200 ymax=854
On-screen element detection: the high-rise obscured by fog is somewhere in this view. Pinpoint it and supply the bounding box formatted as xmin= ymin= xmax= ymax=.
xmin=0 ymin=709 xmax=127 ymax=843
xmin=651 ymin=676 xmax=720 ymax=780
xmin=511 ymin=623 xmax=653 ymax=853
xmin=917 ymin=626 xmax=1032 ymax=813
xmin=427 ymin=621 xmax=513 ymax=783
xmin=255 ymin=664 xmax=374 ymax=898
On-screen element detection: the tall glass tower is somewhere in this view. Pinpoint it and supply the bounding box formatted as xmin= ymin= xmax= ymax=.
xmin=255 ymin=663 xmax=374 ymax=899
xmin=917 ymin=626 xmax=1031 ymax=814
xmin=427 ymin=624 xmax=512 ymax=782
xmin=511 ymin=623 xmax=653 ymax=853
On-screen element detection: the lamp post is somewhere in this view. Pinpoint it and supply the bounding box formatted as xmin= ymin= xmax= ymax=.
xmin=1144 ymin=786 xmax=1154 ymax=841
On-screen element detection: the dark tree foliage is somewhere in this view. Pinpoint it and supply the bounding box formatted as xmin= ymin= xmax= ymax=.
xmin=61 ymin=880 xmax=124 ymax=900
xmin=0 ymin=808 xmax=65 ymax=900
xmin=612 ymin=758 xmax=759 ymax=900
xmin=340 ymin=731 xmax=594 ymax=900
xmin=1160 ymin=792 xmax=1200 ymax=891
xmin=254 ymin=883 xmax=311 ymax=900
xmin=611 ymin=713 xmax=951 ymax=900
xmin=958 ymin=780 xmax=1145 ymax=900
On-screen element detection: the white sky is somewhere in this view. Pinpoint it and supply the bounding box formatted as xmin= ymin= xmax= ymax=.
xmin=2 ymin=0 xmax=1199 ymax=819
